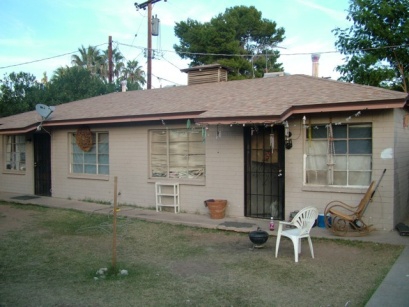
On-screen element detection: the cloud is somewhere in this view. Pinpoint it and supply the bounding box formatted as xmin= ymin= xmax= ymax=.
xmin=296 ymin=0 xmax=347 ymax=22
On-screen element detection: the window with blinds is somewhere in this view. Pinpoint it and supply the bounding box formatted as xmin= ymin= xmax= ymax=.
xmin=150 ymin=129 xmax=205 ymax=180
xmin=4 ymin=135 xmax=26 ymax=172
xmin=71 ymin=132 xmax=109 ymax=175
xmin=305 ymin=123 xmax=372 ymax=187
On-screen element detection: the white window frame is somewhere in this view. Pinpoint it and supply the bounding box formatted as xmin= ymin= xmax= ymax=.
xmin=4 ymin=135 xmax=26 ymax=172
xmin=149 ymin=128 xmax=205 ymax=181
xmin=304 ymin=123 xmax=372 ymax=187
xmin=70 ymin=132 xmax=109 ymax=176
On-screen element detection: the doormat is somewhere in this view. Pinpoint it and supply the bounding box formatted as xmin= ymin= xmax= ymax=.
xmin=10 ymin=195 xmax=41 ymax=201
xmin=218 ymin=221 xmax=256 ymax=229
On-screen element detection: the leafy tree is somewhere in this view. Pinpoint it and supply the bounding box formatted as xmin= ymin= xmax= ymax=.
xmin=48 ymin=66 xmax=112 ymax=104
xmin=0 ymin=72 xmax=46 ymax=117
xmin=53 ymin=66 xmax=70 ymax=80
xmin=0 ymin=67 xmax=117 ymax=117
xmin=174 ymin=5 xmax=285 ymax=79
xmin=334 ymin=0 xmax=409 ymax=92
xmin=0 ymin=44 xmax=147 ymax=117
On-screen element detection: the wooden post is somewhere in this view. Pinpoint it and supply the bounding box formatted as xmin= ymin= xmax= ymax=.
xmin=108 ymin=36 xmax=113 ymax=84
xmin=147 ymin=2 xmax=152 ymax=89
xmin=112 ymin=176 xmax=118 ymax=269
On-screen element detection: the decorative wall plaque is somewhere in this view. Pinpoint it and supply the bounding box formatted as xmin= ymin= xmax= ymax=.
xmin=76 ymin=126 xmax=93 ymax=152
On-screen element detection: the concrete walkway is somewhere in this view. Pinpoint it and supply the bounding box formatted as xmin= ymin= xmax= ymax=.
xmin=366 ymin=247 xmax=409 ymax=307
xmin=1 ymin=191 xmax=408 ymax=306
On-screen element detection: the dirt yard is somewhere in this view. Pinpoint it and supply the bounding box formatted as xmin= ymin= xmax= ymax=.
xmin=0 ymin=203 xmax=404 ymax=306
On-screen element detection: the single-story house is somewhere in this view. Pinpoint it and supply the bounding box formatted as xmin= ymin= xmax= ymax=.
xmin=1 ymin=64 xmax=409 ymax=231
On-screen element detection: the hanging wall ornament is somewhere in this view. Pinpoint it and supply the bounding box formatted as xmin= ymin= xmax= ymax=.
xmin=216 ymin=124 xmax=221 ymax=139
xmin=76 ymin=126 xmax=93 ymax=152
xmin=270 ymin=134 xmax=275 ymax=154
xmin=202 ymin=127 xmax=206 ymax=143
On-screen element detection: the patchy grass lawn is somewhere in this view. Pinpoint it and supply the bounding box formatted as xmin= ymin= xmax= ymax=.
xmin=0 ymin=202 xmax=404 ymax=306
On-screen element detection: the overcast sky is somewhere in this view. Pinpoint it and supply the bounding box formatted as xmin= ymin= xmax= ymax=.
xmin=0 ymin=0 xmax=351 ymax=88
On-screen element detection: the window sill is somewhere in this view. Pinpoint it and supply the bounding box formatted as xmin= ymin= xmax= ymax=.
xmin=302 ymin=184 xmax=370 ymax=194
xmin=2 ymin=170 xmax=26 ymax=175
xmin=148 ymin=178 xmax=205 ymax=186
xmin=68 ymin=174 xmax=110 ymax=181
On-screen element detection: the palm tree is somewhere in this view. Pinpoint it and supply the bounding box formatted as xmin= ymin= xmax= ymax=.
xmin=52 ymin=66 xmax=70 ymax=80
xmin=41 ymin=72 xmax=48 ymax=85
xmin=122 ymin=60 xmax=146 ymax=89
xmin=101 ymin=47 xmax=125 ymax=83
xmin=71 ymin=45 xmax=103 ymax=76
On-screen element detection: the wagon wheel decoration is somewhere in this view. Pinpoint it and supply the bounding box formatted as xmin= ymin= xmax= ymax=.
xmin=75 ymin=126 xmax=93 ymax=152
xmin=330 ymin=216 xmax=349 ymax=236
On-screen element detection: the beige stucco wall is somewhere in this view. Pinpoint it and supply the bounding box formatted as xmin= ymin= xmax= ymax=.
xmin=2 ymin=108 xmax=408 ymax=230
xmin=393 ymin=108 xmax=409 ymax=225
xmin=51 ymin=124 xmax=245 ymax=217
xmin=284 ymin=110 xmax=402 ymax=230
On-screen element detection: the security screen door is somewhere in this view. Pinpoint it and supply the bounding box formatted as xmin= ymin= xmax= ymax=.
xmin=34 ymin=132 xmax=52 ymax=196
xmin=244 ymin=125 xmax=285 ymax=220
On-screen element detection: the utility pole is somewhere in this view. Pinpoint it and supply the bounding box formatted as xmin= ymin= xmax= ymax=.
xmin=108 ymin=36 xmax=113 ymax=84
xmin=134 ymin=0 xmax=166 ymax=90
xmin=147 ymin=2 xmax=152 ymax=89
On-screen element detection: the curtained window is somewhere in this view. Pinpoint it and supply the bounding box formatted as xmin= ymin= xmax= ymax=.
xmin=5 ymin=135 xmax=26 ymax=171
xmin=150 ymin=129 xmax=205 ymax=180
xmin=305 ymin=124 xmax=372 ymax=187
xmin=71 ymin=132 xmax=109 ymax=175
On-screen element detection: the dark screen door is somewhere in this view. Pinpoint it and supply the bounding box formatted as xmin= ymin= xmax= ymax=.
xmin=33 ymin=133 xmax=52 ymax=196
xmin=244 ymin=125 xmax=285 ymax=219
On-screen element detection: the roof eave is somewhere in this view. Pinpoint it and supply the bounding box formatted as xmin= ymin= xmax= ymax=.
xmin=0 ymin=111 xmax=203 ymax=134
xmin=195 ymin=116 xmax=281 ymax=125
xmin=196 ymin=98 xmax=408 ymax=125
xmin=281 ymin=98 xmax=408 ymax=121
xmin=1 ymin=96 xmax=407 ymax=134
xmin=44 ymin=112 xmax=202 ymax=127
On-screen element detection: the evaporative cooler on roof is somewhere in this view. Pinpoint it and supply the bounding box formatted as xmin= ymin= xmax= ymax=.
xmin=180 ymin=64 xmax=232 ymax=86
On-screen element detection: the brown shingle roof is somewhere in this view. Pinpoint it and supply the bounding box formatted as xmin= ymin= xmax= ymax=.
xmin=0 ymin=74 xmax=407 ymax=133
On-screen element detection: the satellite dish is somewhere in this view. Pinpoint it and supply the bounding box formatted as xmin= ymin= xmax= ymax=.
xmin=35 ymin=104 xmax=55 ymax=121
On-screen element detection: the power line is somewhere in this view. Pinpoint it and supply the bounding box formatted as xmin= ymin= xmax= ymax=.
xmin=160 ymin=55 xmax=182 ymax=70
xmin=156 ymin=44 xmax=409 ymax=58
xmin=134 ymin=0 xmax=164 ymax=10
xmin=2 ymin=40 xmax=407 ymax=72
xmin=152 ymin=73 xmax=182 ymax=86
xmin=0 ymin=43 xmax=108 ymax=70
xmin=0 ymin=50 xmax=77 ymax=70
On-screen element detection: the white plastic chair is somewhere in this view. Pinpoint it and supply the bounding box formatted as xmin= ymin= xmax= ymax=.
xmin=275 ymin=206 xmax=319 ymax=262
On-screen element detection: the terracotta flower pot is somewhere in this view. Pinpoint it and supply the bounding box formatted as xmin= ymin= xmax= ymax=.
xmin=204 ymin=199 xmax=227 ymax=219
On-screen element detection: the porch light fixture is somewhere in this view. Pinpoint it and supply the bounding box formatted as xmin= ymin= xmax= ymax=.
xmin=284 ymin=121 xmax=293 ymax=150
xmin=285 ymin=135 xmax=293 ymax=149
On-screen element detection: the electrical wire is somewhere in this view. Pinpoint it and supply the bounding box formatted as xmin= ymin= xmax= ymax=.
xmin=0 ymin=43 xmax=108 ymax=70
xmin=151 ymin=73 xmax=183 ymax=86
xmin=117 ymin=42 xmax=409 ymax=58
xmin=0 ymin=51 xmax=77 ymax=70
xmin=160 ymin=54 xmax=182 ymax=70
xmin=132 ymin=50 xmax=145 ymax=62
xmin=2 ymin=40 xmax=407 ymax=73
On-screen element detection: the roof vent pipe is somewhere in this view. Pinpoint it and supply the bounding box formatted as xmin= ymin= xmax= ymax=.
xmin=121 ymin=80 xmax=128 ymax=92
xmin=311 ymin=53 xmax=320 ymax=77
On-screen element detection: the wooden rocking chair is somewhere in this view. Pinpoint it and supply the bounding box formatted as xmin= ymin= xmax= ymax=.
xmin=324 ymin=169 xmax=386 ymax=237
